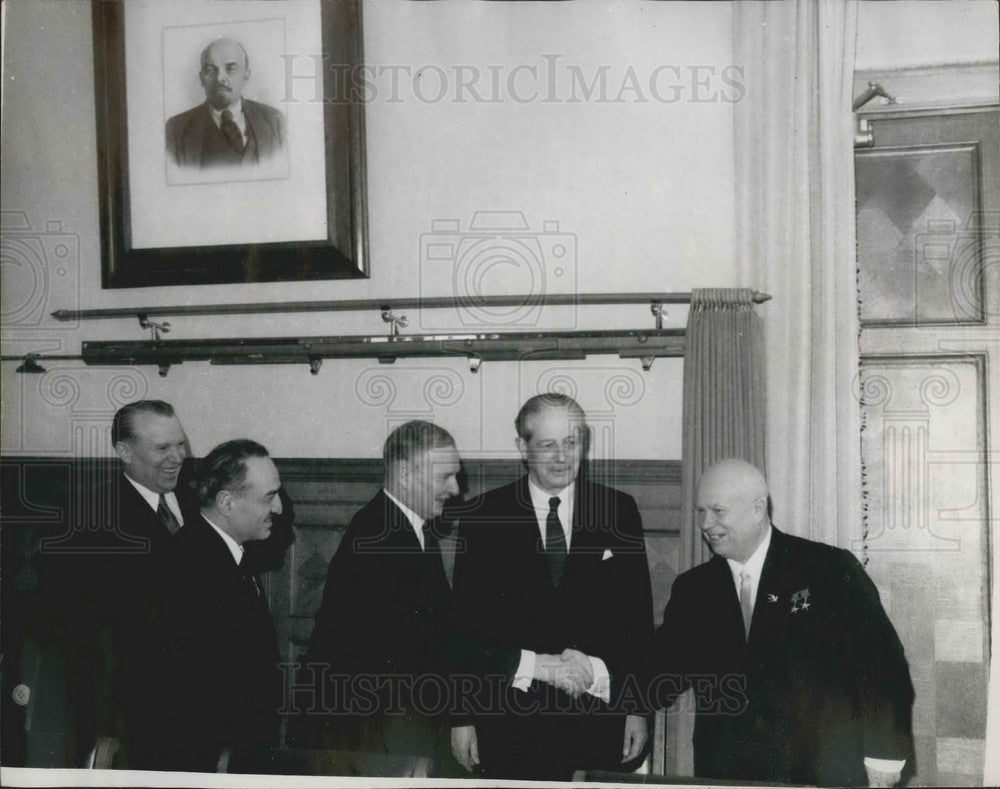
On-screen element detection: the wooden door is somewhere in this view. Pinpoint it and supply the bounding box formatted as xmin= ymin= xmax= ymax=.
xmin=856 ymin=108 xmax=999 ymax=787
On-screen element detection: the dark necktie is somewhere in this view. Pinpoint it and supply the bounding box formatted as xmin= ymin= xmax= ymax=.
xmin=220 ymin=109 xmax=244 ymax=151
xmin=157 ymin=493 xmax=181 ymax=535
xmin=241 ymin=561 xmax=264 ymax=599
xmin=546 ymin=496 xmax=567 ymax=585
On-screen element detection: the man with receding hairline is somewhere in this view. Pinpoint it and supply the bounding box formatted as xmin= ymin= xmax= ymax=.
xmin=650 ymin=458 xmax=915 ymax=787
xmin=166 ymin=37 xmax=286 ymax=168
xmin=158 ymin=439 xmax=284 ymax=771
xmin=448 ymin=393 xmax=653 ymax=781
xmin=296 ymin=420 xmax=461 ymax=770
xmin=35 ymin=400 xmax=197 ymax=767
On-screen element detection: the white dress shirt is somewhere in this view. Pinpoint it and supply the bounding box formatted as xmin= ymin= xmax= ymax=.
xmin=725 ymin=525 xmax=772 ymax=616
xmin=123 ymin=475 xmax=185 ymax=528
xmin=384 ymin=488 xmax=426 ymax=550
xmin=208 ymin=99 xmax=247 ymax=136
xmin=512 ymin=479 xmax=610 ymax=702
xmin=201 ymin=513 xmax=244 ymax=566
xmin=726 ymin=525 xmax=904 ymax=775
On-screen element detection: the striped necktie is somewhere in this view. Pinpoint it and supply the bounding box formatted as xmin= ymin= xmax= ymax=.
xmin=157 ymin=493 xmax=181 ymax=535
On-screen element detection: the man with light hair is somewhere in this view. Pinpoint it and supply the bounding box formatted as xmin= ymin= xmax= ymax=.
xmin=449 ymin=393 xmax=653 ymax=781
xmin=298 ymin=421 xmax=461 ymax=770
xmin=651 ymin=458 xmax=915 ymax=786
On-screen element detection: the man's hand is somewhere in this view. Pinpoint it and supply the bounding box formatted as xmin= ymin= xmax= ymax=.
xmin=865 ymin=764 xmax=902 ymax=788
xmin=559 ymin=648 xmax=595 ymax=693
xmin=535 ymin=652 xmax=591 ymax=697
xmin=621 ymin=714 xmax=648 ymax=763
xmin=451 ymin=724 xmax=480 ymax=773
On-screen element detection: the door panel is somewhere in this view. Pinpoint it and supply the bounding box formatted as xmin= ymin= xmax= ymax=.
xmin=857 ymin=108 xmax=998 ymax=787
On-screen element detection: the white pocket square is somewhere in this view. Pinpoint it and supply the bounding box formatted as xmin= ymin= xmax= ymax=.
xmin=601 ymin=549 xmax=614 ymax=561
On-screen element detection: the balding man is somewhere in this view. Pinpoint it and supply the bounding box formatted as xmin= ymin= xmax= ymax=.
xmin=296 ymin=421 xmax=461 ymax=769
xmin=650 ymin=459 xmax=914 ymax=787
xmin=166 ymin=38 xmax=286 ymax=168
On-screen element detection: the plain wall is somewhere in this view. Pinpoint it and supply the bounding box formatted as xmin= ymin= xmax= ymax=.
xmin=3 ymin=0 xmax=996 ymax=462
xmin=1 ymin=0 xmax=739 ymax=461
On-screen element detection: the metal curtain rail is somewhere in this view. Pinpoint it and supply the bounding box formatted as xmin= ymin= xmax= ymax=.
xmin=79 ymin=328 xmax=687 ymax=376
xmin=3 ymin=329 xmax=686 ymax=376
xmin=50 ymin=290 xmax=772 ymax=322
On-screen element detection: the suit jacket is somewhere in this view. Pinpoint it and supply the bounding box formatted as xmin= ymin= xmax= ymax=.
xmin=158 ymin=515 xmax=281 ymax=772
xmin=448 ymin=476 xmax=653 ymax=781
xmin=296 ymin=491 xmax=452 ymax=761
xmin=651 ymin=527 xmax=915 ymax=786
xmin=165 ymin=99 xmax=286 ymax=168
xmin=32 ymin=473 xmax=198 ymax=766
xmin=103 ymin=476 xmax=200 ymax=767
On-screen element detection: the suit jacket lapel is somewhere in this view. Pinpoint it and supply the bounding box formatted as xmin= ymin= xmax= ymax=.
xmin=118 ymin=473 xmax=174 ymax=546
xmin=187 ymin=105 xmax=213 ymax=162
xmin=562 ymin=480 xmax=594 ymax=583
xmin=380 ymin=492 xmax=425 ymax=552
xmin=706 ymin=555 xmax=748 ymax=650
xmin=748 ymin=528 xmax=791 ymax=650
xmin=508 ymin=476 xmax=554 ymax=588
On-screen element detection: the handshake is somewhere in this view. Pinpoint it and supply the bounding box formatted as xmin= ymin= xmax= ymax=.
xmin=535 ymin=648 xmax=599 ymax=698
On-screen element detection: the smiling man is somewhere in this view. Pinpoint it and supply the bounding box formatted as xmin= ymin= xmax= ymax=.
xmin=165 ymin=37 xmax=286 ymax=169
xmin=94 ymin=400 xmax=197 ymax=768
xmin=158 ymin=439 xmax=284 ymax=772
xmin=448 ymin=393 xmax=653 ymax=781
xmin=650 ymin=459 xmax=915 ymax=787
xmin=30 ymin=400 xmax=197 ymax=768
xmin=295 ymin=421 xmax=461 ymax=770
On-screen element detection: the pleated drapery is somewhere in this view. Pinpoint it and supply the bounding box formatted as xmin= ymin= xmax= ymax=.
xmin=734 ymin=0 xmax=862 ymax=549
xmin=679 ymin=288 xmax=766 ymax=571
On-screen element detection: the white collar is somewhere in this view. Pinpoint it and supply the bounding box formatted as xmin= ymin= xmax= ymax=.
xmin=527 ymin=478 xmax=575 ymax=511
xmin=384 ymin=488 xmax=425 ymax=548
xmin=526 ymin=478 xmax=575 ymax=547
xmin=727 ymin=524 xmax=772 ymax=581
xmin=208 ymin=99 xmax=245 ymax=129
xmin=201 ymin=513 xmax=244 ymax=566
xmin=123 ymin=474 xmax=182 ymax=523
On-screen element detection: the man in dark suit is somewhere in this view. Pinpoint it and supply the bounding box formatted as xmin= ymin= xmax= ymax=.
xmin=159 ymin=439 xmax=284 ymax=772
xmin=448 ymin=393 xmax=653 ymax=781
xmin=165 ymin=38 xmax=286 ymax=169
xmin=103 ymin=400 xmax=197 ymax=767
xmin=31 ymin=400 xmax=194 ymax=767
xmin=651 ymin=459 xmax=914 ymax=787
xmin=296 ymin=421 xmax=460 ymax=770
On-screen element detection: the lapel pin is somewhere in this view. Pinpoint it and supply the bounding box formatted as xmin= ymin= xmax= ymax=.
xmin=790 ymin=587 xmax=811 ymax=613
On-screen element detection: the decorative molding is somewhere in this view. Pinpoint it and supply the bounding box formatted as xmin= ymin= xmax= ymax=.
xmin=0 ymin=455 xmax=682 ymax=532
xmin=273 ymin=457 xmax=682 ymax=485
xmin=855 ymin=62 xmax=999 ymax=116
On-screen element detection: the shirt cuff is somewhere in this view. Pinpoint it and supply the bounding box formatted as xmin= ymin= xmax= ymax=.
xmin=864 ymin=756 xmax=905 ymax=773
xmin=585 ymin=655 xmax=610 ymax=702
xmin=512 ymin=649 xmax=535 ymax=692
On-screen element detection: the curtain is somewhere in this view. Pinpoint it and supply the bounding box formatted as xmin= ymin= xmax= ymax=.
xmin=661 ymin=288 xmax=765 ymax=776
xmin=680 ymin=288 xmax=766 ymax=570
xmin=733 ymin=0 xmax=862 ymax=549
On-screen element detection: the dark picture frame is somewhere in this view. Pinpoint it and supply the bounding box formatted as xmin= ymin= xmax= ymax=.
xmin=92 ymin=0 xmax=368 ymax=289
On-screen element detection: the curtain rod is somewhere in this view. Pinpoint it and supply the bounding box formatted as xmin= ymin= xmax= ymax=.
xmin=50 ymin=290 xmax=772 ymax=322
